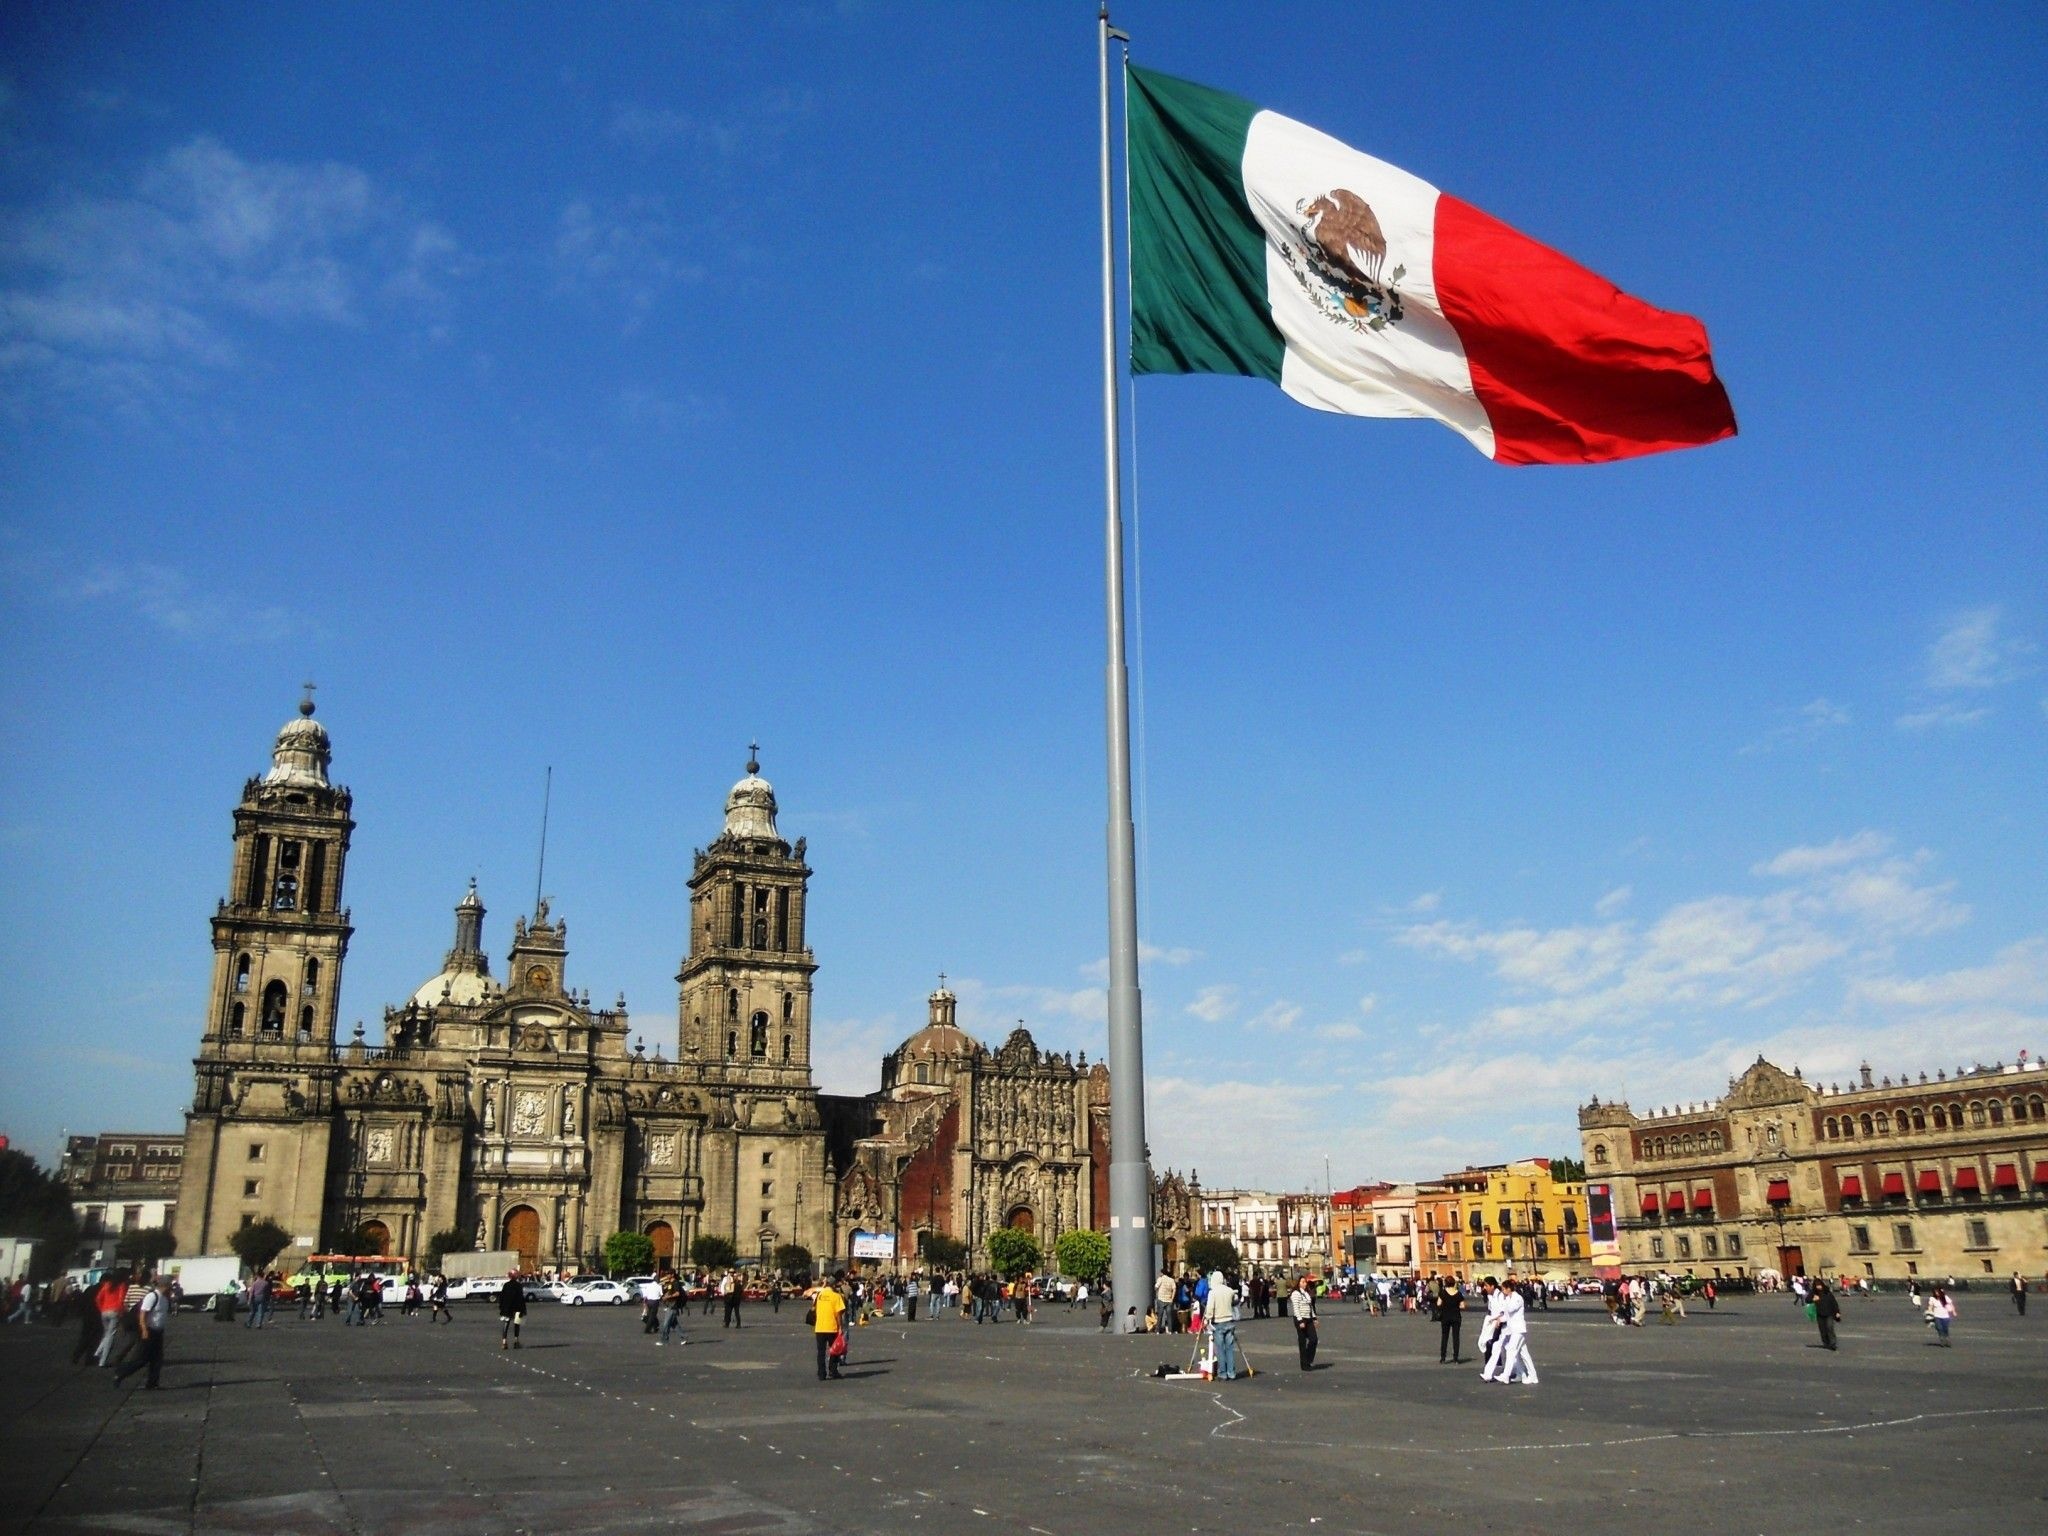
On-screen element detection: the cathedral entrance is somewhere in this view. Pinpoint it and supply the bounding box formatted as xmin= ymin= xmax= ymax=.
xmin=359 ymin=1220 xmax=390 ymax=1257
xmin=1006 ymin=1206 xmax=1035 ymax=1234
xmin=502 ymin=1205 xmax=541 ymax=1269
xmin=645 ymin=1221 xmax=674 ymax=1267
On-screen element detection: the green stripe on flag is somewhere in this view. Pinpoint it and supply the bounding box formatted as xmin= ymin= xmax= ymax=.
xmin=1127 ymin=66 xmax=1284 ymax=382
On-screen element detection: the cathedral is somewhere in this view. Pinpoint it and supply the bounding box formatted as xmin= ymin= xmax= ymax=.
xmin=171 ymin=697 xmax=1199 ymax=1275
xmin=172 ymin=699 xmax=834 ymax=1271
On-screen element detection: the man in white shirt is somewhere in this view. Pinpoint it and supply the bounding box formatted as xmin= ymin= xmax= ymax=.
xmin=115 ymin=1278 xmax=174 ymax=1391
xmin=1476 ymin=1277 xmax=1508 ymax=1379
xmin=1206 ymin=1269 xmax=1240 ymax=1380
xmin=1492 ymin=1282 xmax=1539 ymax=1384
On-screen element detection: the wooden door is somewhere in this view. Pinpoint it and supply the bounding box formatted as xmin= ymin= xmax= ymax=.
xmin=502 ymin=1206 xmax=541 ymax=1268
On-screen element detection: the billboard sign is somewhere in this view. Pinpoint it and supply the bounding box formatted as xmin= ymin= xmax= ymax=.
xmin=849 ymin=1229 xmax=896 ymax=1261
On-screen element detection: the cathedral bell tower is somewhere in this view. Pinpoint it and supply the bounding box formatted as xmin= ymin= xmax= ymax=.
xmin=175 ymin=690 xmax=355 ymax=1256
xmin=675 ymin=748 xmax=816 ymax=1083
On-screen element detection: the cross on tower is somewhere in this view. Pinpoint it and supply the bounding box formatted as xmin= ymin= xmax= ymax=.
xmin=746 ymin=740 xmax=760 ymax=774
xmin=299 ymin=679 xmax=317 ymax=715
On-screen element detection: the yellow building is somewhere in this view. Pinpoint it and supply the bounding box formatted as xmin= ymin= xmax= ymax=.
xmin=1444 ymin=1157 xmax=1589 ymax=1281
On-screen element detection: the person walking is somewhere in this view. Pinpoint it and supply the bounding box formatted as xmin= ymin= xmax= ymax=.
xmin=429 ymin=1273 xmax=453 ymax=1324
xmin=812 ymin=1273 xmax=848 ymax=1381
xmin=2012 ymin=1274 xmax=2028 ymax=1317
xmin=87 ymin=1271 xmax=130 ymax=1367
xmin=658 ymin=1270 xmax=688 ymax=1347
xmin=497 ymin=1272 xmax=527 ymax=1349
xmin=721 ymin=1270 xmax=742 ymax=1329
xmin=1287 ymin=1274 xmax=1319 ymax=1371
xmin=1436 ymin=1277 xmax=1464 ymax=1364
xmin=1812 ymin=1278 xmax=1841 ymax=1350
xmin=905 ymin=1274 xmax=920 ymax=1322
xmin=1927 ymin=1286 xmax=1957 ymax=1346
xmin=1207 ymin=1268 xmax=1241 ymax=1381
xmin=113 ymin=1278 xmax=174 ymax=1391
xmin=243 ymin=1271 xmax=270 ymax=1329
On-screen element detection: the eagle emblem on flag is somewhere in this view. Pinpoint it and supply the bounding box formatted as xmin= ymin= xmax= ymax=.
xmin=1283 ymin=189 xmax=1406 ymax=333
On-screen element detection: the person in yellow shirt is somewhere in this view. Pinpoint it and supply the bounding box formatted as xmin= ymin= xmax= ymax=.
xmin=811 ymin=1273 xmax=848 ymax=1381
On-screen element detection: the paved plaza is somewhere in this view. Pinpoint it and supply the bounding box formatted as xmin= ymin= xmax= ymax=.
xmin=2 ymin=1293 xmax=2042 ymax=1534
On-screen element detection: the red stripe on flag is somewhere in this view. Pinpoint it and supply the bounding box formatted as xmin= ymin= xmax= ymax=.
xmin=1434 ymin=195 xmax=1737 ymax=465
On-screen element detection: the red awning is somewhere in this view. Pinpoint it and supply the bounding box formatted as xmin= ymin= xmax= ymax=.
xmin=1665 ymin=1190 xmax=1685 ymax=1212
xmin=1766 ymin=1178 xmax=1791 ymax=1202
xmin=2036 ymin=1163 xmax=2048 ymax=1186
xmin=1639 ymin=1192 xmax=1659 ymax=1214
xmin=1839 ymin=1174 xmax=1863 ymax=1200
xmin=1917 ymin=1169 xmax=1942 ymax=1193
xmin=1692 ymin=1188 xmax=1714 ymax=1209
xmin=1993 ymin=1164 xmax=2019 ymax=1189
xmin=1882 ymin=1172 xmax=1906 ymax=1196
xmin=1954 ymin=1166 xmax=1980 ymax=1191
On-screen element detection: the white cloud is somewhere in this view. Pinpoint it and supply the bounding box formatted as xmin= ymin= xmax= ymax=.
xmin=7 ymin=552 xmax=301 ymax=642
xmin=1316 ymin=1021 xmax=1365 ymax=1041
xmin=1851 ymin=938 xmax=2048 ymax=1012
xmin=1357 ymin=994 xmax=1378 ymax=1016
xmin=1247 ymin=1000 xmax=1302 ymax=1033
xmin=1896 ymin=702 xmax=1992 ymax=731
xmin=1398 ymin=828 xmax=1967 ymax=1039
xmin=1 ymin=135 xmax=452 ymax=405
xmin=1186 ymin=984 xmax=1238 ymax=1023
xmin=553 ymin=197 xmax=702 ymax=320
xmin=1594 ymin=885 xmax=1633 ymax=917
xmin=1754 ymin=830 xmax=1891 ymax=879
xmin=1336 ymin=948 xmax=1369 ymax=966
xmin=1408 ymin=891 xmax=1443 ymax=913
xmin=1926 ymin=607 xmax=2026 ymax=691
xmin=1741 ymin=696 xmax=1852 ymax=755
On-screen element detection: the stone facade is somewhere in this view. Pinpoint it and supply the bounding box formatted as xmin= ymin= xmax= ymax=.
xmin=1579 ymin=1055 xmax=2048 ymax=1282
xmin=172 ymin=705 xmax=835 ymax=1271
xmin=833 ymin=985 xmax=1196 ymax=1270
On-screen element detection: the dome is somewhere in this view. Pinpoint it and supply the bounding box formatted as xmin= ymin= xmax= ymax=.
xmin=898 ymin=1021 xmax=977 ymax=1059
xmin=263 ymin=694 xmax=331 ymax=788
xmin=410 ymin=968 xmax=495 ymax=1008
xmin=723 ymin=747 xmax=780 ymax=840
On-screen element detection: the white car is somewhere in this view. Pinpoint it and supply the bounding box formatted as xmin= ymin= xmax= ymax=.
xmin=446 ymin=1276 xmax=505 ymax=1302
xmin=562 ymin=1279 xmax=631 ymax=1306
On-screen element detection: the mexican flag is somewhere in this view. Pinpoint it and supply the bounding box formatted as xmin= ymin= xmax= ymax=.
xmin=1127 ymin=66 xmax=1736 ymax=465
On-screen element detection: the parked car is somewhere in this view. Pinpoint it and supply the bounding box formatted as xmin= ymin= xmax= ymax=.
xmin=447 ymin=1275 xmax=505 ymax=1302
xmin=562 ymin=1279 xmax=631 ymax=1306
xmin=521 ymin=1277 xmax=567 ymax=1302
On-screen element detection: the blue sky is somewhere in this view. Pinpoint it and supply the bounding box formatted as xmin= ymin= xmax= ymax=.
xmin=2 ymin=3 xmax=2043 ymax=1191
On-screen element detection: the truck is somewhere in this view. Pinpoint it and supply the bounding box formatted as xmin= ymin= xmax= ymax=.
xmin=440 ymin=1249 xmax=520 ymax=1281
xmin=0 ymin=1237 xmax=36 ymax=1286
xmin=161 ymin=1255 xmax=242 ymax=1309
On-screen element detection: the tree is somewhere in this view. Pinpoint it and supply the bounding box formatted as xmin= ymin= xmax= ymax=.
xmin=605 ymin=1230 xmax=656 ymax=1276
xmin=425 ymin=1228 xmax=473 ymax=1271
xmin=1054 ymin=1228 xmax=1111 ymax=1284
xmin=689 ymin=1234 xmax=738 ymax=1270
xmin=1185 ymin=1235 xmax=1240 ymax=1275
xmin=116 ymin=1226 xmax=178 ymax=1267
xmin=984 ymin=1227 xmax=1040 ymax=1280
xmin=921 ymin=1232 xmax=967 ymax=1272
xmin=0 ymin=1148 xmax=78 ymax=1280
xmin=1550 ymin=1158 xmax=1587 ymax=1183
xmin=772 ymin=1243 xmax=814 ymax=1280
xmin=229 ymin=1219 xmax=291 ymax=1273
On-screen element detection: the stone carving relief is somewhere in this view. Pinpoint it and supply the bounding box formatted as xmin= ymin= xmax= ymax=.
xmin=366 ymin=1127 xmax=394 ymax=1164
xmin=647 ymin=1134 xmax=677 ymax=1169
xmin=511 ymin=1089 xmax=546 ymax=1138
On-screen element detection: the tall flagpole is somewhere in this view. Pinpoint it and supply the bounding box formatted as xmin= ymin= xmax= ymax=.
xmin=1098 ymin=4 xmax=1150 ymax=1333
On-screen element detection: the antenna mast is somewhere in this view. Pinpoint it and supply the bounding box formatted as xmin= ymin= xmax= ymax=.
xmin=534 ymin=765 xmax=552 ymax=917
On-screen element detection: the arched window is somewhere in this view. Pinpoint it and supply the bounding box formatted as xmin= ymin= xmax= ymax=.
xmin=1875 ymin=1111 xmax=1890 ymax=1134
xmin=2030 ymin=1096 xmax=2045 ymax=1122
xmin=229 ymin=1002 xmax=245 ymax=1036
xmin=1988 ymin=1101 xmax=2004 ymax=1125
xmin=781 ymin=1034 xmax=792 ymax=1062
xmin=297 ymin=1005 xmax=313 ymax=1040
xmin=260 ymin=979 xmax=287 ymax=1035
xmin=235 ymin=954 xmax=252 ymax=993
xmin=1910 ymin=1108 xmax=1925 ymax=1132
xmin=726 ymin=1031 xmax=737 ymax=1059
xmin=303 ymin=958 xmax=319 ymax=997
xmin=2010 ymin=1097 xmax=2026 ymax=1122
xmin=1592 ymin=1143 xmax=1608 ymax=1165
xmin=727 ymin=989 xmax=739 ymax=1020
xmin=914 ymin=1063 xmax=929 ymax=1084
xmin=1708 ymin=1130 xmax=1722 ymax=1151
xmin=1950 ymin=1102 xmax=1963 ymax=1125
xmin=1680 ymin=1135 xmax=1695 ymax=1155
xmin=1970 ymin=1102 xmax=1986 ymax=1127
xmin=749 ymin=1011 xmax=769 ymax=1057
xmin=1931 ymin=1105 xmax=1947 ymax=1129
xmin=1839 ymin=1118 xmax=1853 ymax=1139
xmin=1823 ymin=1118 xmax=1835 ymax=1138
xmin=1860 ymin=1113 xmax=1874 ymax=1136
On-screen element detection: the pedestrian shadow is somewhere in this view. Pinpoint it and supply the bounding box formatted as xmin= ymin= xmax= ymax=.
xmin=833 ymin=1367 xmax=892 ymax=1379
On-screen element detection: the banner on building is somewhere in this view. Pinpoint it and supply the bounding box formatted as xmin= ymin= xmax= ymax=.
xmin=850 ymin=1229 xmax=896 ymax=1261
xmin=1586 ymin=1183 xmax=1621 ymax=1273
